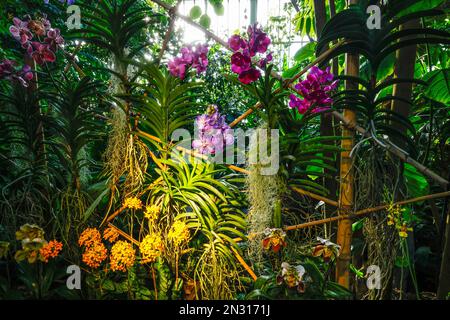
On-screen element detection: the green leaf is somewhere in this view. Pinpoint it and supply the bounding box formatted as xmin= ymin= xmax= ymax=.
xmin=404 ymin=163 xmax=429 ymax=201
xmin=83 ymin=187 xmax=110 ymax=222
xmin=395 ymin=255 xmax=410 ymax=268
xmin=294 ymin=42 xmax=317 ymax=62
xmin=423 ymin=68 xmax=450 ymax=105
xmin=199 ymin=14 xmax=212 ymax=29
xmin=397 ymin=0 xmax=446 ymax=17
xmin=189 ymin=5 xmax=202 ymax=19
xmin=352 ymin=219 xmax=365 ymax=232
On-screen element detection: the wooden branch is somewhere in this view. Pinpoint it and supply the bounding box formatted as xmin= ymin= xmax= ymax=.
xmin=108 ymin=223 xmax=140 ymax=246
xmin=354 ymin=191 xmax=450 ymax=216
xmin=156 ymin=1 xmax=181 ymax=66
xmin=291 ymin=186 xmax=338 ymax=207
xmin=285 ymin=190 xmax=450 ymax=231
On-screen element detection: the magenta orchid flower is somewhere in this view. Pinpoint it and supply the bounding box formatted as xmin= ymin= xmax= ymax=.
xmin=238 ymin=68 xmax=261 ymax=85
xmin=289 ymin=66 xmax=338 ymax=114
xmin=168 ymin=44 xmax=209 ymax=80
xmin=168 ymin=57 xmax=188 ymax=80
xmin=30 ymin=42 xmax=56 ymax=65
xmin=0 ymin=60 xmax=34 ymax=87
xmin=228 ymin=23 xmax=271 ymax=84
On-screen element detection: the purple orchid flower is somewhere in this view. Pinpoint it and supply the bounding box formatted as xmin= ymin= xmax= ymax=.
xmin=44 ymin=28 xmax=64 ymax=52
xmin=0 ymin=60 xmax=34 ymax=87
xmin=9 ymin=17 xmax=33 ymax=46
xmin=30 ymin=42 xmax=56 ymax=65
xmin=192 ymin=106 xmax=234 ymax=155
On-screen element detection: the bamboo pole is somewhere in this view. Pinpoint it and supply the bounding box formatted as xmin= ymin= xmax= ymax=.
xmin=335 ymin=5 xmax=358 ymax=287
xmin=285 ymin=190 xmax=450 ymax=231
xmin=231 ymin=247 xmax=258 ymax=281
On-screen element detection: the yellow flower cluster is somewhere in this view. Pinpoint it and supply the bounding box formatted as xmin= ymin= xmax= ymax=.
xmin=387 ymin=204 xmax=413 ymax=238
xmin=103 ymin=227 xmax=120 ymax=243
xmin=168 ymin=220 xmax=190 ymax=247
xmin=110 ymin=240 xmax=136 ymax=272
xmin=40 ymin=240 xmax=63 ymax=263
xmin=144 ymin=205 xmax=160 ymax=222
xmin=140 ymin=234 xmax=164 ymax=264
xmin=123 ymin=197 xmax=143 ymax=210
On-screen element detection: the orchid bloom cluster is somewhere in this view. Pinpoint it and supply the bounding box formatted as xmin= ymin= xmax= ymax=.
xmin=0 ymin=59 xmax=34 ymax=87
xmin=262 ymin=228 xmax=287 ymax=253
xmin=289 ymin=66 xmax=338 ymax=114
xmin=228 ymin=23 xmax=272 ymax=84
xmin=44 ymin=0 xmax=76 ymax=4
xmin=192 ymin=105 xmax=234 ymax=155
xmin=168 ymin=44 xmax=209 ymax=80
xmin=277 ymin=262 xmax=307 ymax=293
xmin=387 ymin=203 xmax=413 ymax=238
xmin=312 ymin=237 xmax=341 ymax=262
xmin=9 ymin=15 xmax=64 ymax=67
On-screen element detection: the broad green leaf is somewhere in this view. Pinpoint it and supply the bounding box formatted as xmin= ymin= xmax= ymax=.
xmin=397 ymin=0 xmax=446 ymax=17
xmin=423 ymin=68 xmax=450 ymax=105
xmin=294 ymin=42 xmax=317 ymax=62
xmin=404 ymin=163 xmax=429 ymax=201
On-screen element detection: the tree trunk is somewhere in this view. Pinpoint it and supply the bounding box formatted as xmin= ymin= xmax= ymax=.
xmin=438 ymin=204 xmax=450 ymax=298
xmin=390 ymin=19 xmax=420 ymax=299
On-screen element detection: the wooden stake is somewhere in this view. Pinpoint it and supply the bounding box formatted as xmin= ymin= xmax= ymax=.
xmin=231 ymin=247 xmax=258 ymax=281
xmin=336 ymin=6 xmax=358 ymax=287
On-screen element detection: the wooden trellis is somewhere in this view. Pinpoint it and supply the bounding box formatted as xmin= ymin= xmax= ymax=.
xmin=63 ymin=0 xmax=450 ymax=287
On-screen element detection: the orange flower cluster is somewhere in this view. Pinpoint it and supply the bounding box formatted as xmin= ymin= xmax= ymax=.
xmin=103 ymin=227 xmax=120 ymax=243
xmin=39 ymin=240 xmax=63 ymax=263
xmin=79 ymin=227 xmax=107 ymax=269
xmin=110 ymin=240 xmax=136 ymax=272
xmin=82 ymin=242 xmax=108 ymax=269
xmin=78 ymin=228 xmax=102 ymax=247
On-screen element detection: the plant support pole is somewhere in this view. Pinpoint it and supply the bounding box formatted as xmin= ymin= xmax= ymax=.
xmin=336 ymin=0 xmax=358 ymax=288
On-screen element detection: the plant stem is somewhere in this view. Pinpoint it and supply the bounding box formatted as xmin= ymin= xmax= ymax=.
xmin=151 ymin=266 xmax=158 ymax=300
